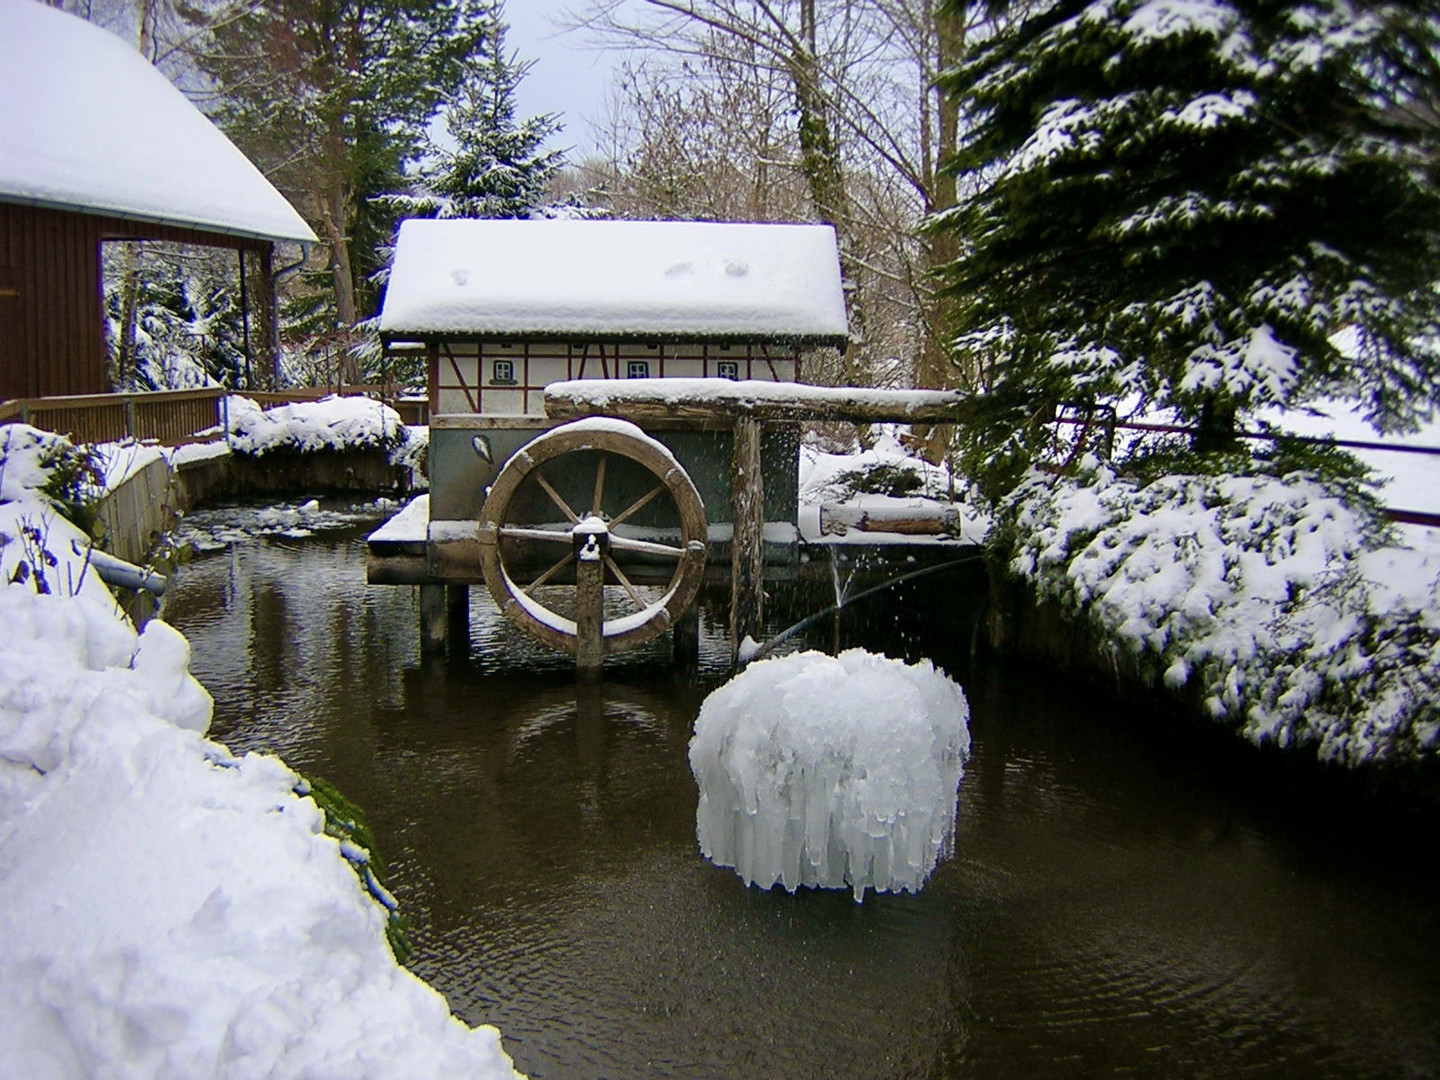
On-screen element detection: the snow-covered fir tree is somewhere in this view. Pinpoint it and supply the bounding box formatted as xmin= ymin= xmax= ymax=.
xmin=197 ymin=0 xmax=490 ymax=334
xmin=399 ymin=1 xmax=565 ymax=220
xmin=102 ymin=243 xmax=249 ymax=391
xmin=935 ymin=0 xmax=1440 ymax=496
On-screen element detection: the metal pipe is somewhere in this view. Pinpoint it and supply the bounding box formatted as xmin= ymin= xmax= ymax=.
xmin=79 ymin=546 xmax=166 ymax=595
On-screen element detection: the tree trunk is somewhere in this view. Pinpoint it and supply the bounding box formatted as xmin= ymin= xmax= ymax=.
xmin=1192 ymin=397 xmax=1239 ymax=454
xmin=910 ymin=0 xmax=966 ymax=462
xmin=319 ymin=186 xmax=358 ymax=330
xmin=116 ymin=242 xmax=142 ymax=388
xmin=318 ymin=184 xmax=360 ymax=385
xmin=792 ymin=0 xmax=862 ymax=375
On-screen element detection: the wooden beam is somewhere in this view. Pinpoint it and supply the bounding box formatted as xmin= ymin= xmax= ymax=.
xmin=545 ymin=381 xmax=965 ymax=426
xmin=730 ymin=416 xmax=765 ymax=658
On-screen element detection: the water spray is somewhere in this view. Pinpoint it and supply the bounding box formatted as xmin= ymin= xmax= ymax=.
xmin=741 ymin=554 xmax=985 ymax=664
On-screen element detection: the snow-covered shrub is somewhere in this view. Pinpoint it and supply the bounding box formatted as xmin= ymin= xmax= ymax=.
xmin=223 ymin=394 xmax=423 ymax=468
xmin=998 ymin=459 xmax=1440 ymax=765
xmin=0 ymin=424 xmax=102 ymax=521
xmin=801 ymin=427 xmax=956 ymax=505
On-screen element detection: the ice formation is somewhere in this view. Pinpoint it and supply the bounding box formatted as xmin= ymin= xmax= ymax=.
xmin=689 ymin=648 xmax=971 ymax=901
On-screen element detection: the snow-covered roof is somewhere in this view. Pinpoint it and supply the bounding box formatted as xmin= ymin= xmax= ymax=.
xmin=0 ymin=0 xmax=316 ymax=244
xmin=379 ymin=219 xmax=849 ymax=345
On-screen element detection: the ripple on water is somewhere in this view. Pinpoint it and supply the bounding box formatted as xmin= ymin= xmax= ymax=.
xmin=163 ymin=514 xmax=1440 ymax=1080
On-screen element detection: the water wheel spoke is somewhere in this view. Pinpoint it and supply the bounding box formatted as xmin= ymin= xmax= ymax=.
xmin=525 ymin=551 xmax=575 ymax=594
xmin=607 ymin=534 xmax=687 ymax=559
xmin=498 ymin=525 xmax=575 ymax=544
xmin=478 ymin=420 xmax=709 ymax=660
xmin=534 ymin=472 xmax=580 ymax=523
xmin=608 ymin=483 xmax=666 ymax=529
xmin=591 ymin=455 xmax=607 ymax=517
xmin=602 ymin=556 xmax=649 ymax=612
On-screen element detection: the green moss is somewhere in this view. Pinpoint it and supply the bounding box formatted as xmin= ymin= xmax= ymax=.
xmin=294 ymin=773 xmax=413 ymax=965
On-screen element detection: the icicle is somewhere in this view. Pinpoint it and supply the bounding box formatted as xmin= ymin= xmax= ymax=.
xmin=689 ymin=649 xmax=971 ymax=901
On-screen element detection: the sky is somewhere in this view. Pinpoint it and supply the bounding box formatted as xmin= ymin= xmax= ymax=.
xmin=505 ymin=0 xmax=624 ymax=159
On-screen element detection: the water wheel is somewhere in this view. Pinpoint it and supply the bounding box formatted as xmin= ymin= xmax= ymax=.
xmin=477 ymin=418 xmax=708 ymax=665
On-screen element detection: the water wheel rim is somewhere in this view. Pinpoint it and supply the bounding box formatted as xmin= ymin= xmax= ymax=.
xmin=477 ymin=423 xmax=708 ymax=656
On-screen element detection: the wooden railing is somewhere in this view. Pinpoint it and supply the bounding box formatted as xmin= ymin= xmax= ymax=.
xmin=0 ymin=385 xmax=427 ymax=446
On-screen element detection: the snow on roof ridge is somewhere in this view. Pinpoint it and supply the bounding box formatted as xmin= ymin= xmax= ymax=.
xmin=378 ymin=218 xmax=849 ymax=343
xmin=0 ymin=0 xmax=316 ymax=244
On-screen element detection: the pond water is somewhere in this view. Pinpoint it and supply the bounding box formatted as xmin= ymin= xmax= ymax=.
xmin=165 ymin=506 xmax=1440 ymax=1080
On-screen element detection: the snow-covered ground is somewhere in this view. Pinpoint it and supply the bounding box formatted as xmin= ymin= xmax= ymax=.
xmin=0 ymin=424 xmax=523 ymax=1078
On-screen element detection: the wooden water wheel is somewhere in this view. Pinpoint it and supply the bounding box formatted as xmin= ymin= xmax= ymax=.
xmin=477 ymin=419 xmax=708 ymax=665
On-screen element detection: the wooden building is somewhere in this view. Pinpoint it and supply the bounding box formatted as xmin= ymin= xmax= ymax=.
xmin=0 ymin=0 xmax=315 ymax=403
xmin=380 ymin=217 xmax=849 ymax=419
xmin=378 ymin=217 xmax=850 ymax=524
xmin=373 ymin=218 xmax=850 ymax=657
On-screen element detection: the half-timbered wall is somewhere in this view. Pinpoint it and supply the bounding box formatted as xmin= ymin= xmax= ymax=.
xmin=430 ymin=340 xmax=802 ymax=416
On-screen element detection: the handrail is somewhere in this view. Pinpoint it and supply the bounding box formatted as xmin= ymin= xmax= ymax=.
xmin=0 ymin=384 xmax=413 ymax=447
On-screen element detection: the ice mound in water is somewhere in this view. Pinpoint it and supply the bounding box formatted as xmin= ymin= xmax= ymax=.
xmin=689 ymin=648 xmax=971 ymax=901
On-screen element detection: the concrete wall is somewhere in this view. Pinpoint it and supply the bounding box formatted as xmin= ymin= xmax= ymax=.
xmin=93 ymin=456 xmax=175 ymax=566
xmin=93 ymin=446 xmax=415 ymax=567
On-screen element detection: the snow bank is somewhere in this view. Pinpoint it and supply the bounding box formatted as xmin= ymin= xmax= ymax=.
xmin=223 ymin=394 xmax=423 ymax=467
xmin=0 ymin=438 xmax=523 ymax=1077
xmin=1257 ymin=396 xmax=1440 ymax=517
xmin=0 ymin=424 xmax=91 ymax=505
xmin=1005 ymin=460 xmax=1440 ymax=765
xmin=690 ymin=649 xmax=971 ymax=902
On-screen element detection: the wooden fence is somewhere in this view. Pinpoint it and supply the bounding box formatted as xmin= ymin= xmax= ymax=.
xmin=0 ymin=385 xmax=426 ymax=446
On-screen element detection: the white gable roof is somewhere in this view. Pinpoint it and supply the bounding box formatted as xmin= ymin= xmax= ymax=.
xmin=0 ymin=0 xmax=315 ymax=244
xmin=379 ymin=218 xmax=849 ymax=344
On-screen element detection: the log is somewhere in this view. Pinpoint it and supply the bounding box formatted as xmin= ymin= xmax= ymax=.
xmin=544 ymin=379 xmax=964 ymax=426
xmin=819 ymin=503 xmax=962 ymax=537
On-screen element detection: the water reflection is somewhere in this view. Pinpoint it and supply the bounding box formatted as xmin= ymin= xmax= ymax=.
xmin=164 ymin=512 xmax=1440 ymax=1080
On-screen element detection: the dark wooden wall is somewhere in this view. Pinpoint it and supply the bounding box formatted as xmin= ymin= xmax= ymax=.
xmin=0 ymin=202 xmax=275 ymax=402
xmin=0 ymin=203 xmax=106 ymax=400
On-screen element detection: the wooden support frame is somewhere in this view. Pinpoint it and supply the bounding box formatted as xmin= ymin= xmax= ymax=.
xmin=543 ymin=380 xmax=967 ymax=662
xmin=729 ymin=416 xmax=766 ymax=655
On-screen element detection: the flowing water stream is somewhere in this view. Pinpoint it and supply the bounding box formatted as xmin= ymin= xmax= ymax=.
xmin=164 ymin=506 xmax=1440 ymax=1080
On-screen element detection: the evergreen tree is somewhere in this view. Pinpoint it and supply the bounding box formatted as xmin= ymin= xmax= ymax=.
xmin=935 ymin=0 xmax=1440 ymax=496
xmin=388 ymin=1 xmax=566 ymax=221
xmin=194 ymin=0 xmax=490 ymax=337
xmin=433 ymin=5 xmax=565 ymax=219
xmin=102 ymin=244 xmax=249 ymax=391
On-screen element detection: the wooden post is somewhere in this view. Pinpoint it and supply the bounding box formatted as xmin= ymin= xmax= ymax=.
xmin=575 ymin=533 xmax=605 ymax=674
xmin=730 ymin=416 xmax=765 ymax=658
xmin=420 ymin=583 xmax=446 ymax=656
xmin=446 ymin=585 xmax=469 ymax=654
xmin=673 ymin=604 xmax=701 ymax=666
